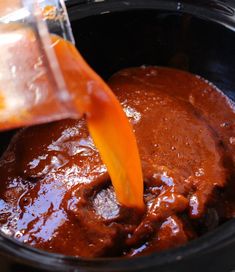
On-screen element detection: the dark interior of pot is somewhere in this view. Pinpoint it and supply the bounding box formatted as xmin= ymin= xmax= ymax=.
xmin=1 ymin=3 xmax=235 ymax=272
xmin=71 ymin=9 xmax=235 ymax=99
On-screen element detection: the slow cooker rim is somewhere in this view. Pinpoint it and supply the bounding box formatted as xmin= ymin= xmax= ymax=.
xmin=1 ymin=218 xmax=235 ymax=271
xmin=67 ymin=0 xmax=235 ymax=31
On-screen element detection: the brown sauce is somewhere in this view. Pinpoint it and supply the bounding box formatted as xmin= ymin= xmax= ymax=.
xmin=0 ymin=66 xmax=235 ymax=257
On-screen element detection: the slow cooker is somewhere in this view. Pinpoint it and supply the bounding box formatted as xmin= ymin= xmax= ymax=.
xmin=1 ymin=0 xmax=235 ymax=271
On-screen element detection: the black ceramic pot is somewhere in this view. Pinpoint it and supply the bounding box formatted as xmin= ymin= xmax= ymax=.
xmin=1 ymin=0 xmax=235 ymax=271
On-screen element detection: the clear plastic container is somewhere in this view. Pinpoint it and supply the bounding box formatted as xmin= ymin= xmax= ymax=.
xmin=0 ymin=0 xmax=77 ymax=130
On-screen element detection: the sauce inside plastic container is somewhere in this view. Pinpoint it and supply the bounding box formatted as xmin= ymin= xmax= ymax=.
xmin=0 ymin=64 xmax=235 ymax=257
xmin=0 ymin=33 xmax=144 ymax=210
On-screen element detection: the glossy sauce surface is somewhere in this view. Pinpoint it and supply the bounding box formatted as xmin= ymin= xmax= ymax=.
xmin=0 ymin=66 xmax=235 ymax=257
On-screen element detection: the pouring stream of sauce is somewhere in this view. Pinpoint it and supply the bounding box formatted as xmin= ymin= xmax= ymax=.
xmin=52 ymin=36 xmax=144 ymax=209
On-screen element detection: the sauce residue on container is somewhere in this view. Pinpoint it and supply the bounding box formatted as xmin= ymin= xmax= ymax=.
xmin=0 ymin=66 xmax=235 ymax=257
